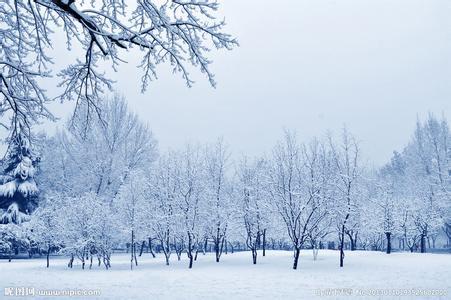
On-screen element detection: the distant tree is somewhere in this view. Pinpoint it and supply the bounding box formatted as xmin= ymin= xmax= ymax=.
xmin=204 ymin=139 xmax=231 ymax=263
xmin=149 ymin=153 xmax=178 ymax=266
xmin=268 ymin=132 xmax=331 ymax=270
xmin=329 ymin=127 xmax=361 ymax=267
xmin=237 ymin=157 xmax=267 ymax=264
xmin=29 ymin=194 xmax=62 ymax=267
xmin=115 ymin=170 xmax=148 ymax=270
xmin=39 ymin=95 xmax=157 ymax=198
xmin=174 ymin=144 xmax=205 ymax=268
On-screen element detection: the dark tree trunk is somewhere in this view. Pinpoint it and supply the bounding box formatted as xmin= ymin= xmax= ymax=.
xmin=252 ymin=249 xmax=257 ymax=265
xmin=340 ymin=225 xmax=346 ymax=267
xmin=68 ymin=254 xmax=74 ymax=268
xmin=134 ymin=243 xmax=138 ymax=266
xmin=148 ymin=238 xmax=156 ymax=258
xmin=203 ymin=237 xmax=208 ymax=255
xmin=293 ymin=248 xmax=300 ymax=270
xmin=262 ymin=229 xmax=266 ymax=257
xmin=215 ymin=245 xmax=220 ymax=262
xmin=187 ymin=233 xmax=194 ymax=269
xmin=46 ymin=243 xmax=51 ymax=268
xmin=131 ymin=229 xmax=134 ymax=270
xmin=420 ymin=234 xmax=426 ymax=253
xmin=346 ymin=231 xmax=357 ymax=251
xmin=385 ymin=232 xmax=391 ymax=254
xmin=139 ymin=241 xmax=145 ymax=257
xmin=194 ymin=249 xmax=199 ymax=261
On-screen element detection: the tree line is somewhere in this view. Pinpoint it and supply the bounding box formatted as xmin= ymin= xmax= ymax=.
xmin=0 ymin=96 xmax=450 ymax=271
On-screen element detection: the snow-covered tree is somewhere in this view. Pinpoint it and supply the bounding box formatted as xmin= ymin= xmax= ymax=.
xmin=1 ymin=0 xmax=237 ymax=138
xmin=33 ymin=95 xmax=156 ymax=267
xmin=267 ymin=132 xmax=332 ymax=269
xmin=29 ymin=194 xmax=63 ymax=267
xmin=174 ymin=144 xmax=205 ymax=268
xmin=237 ymin=157 xmax=265 ymax=264
xmin=39 ymin=95 xmax=157 ymax=198
xmin=0 ymin=133 xmax=39 ymax=224
xmin=56 ymin=192 xmax=117 ymax=269
xmin=329 ymin=127 xmax=361 ymax=267
xmin=115 ymin=170 xmax=149 ymax=270
xmin=149 ymin=153 xmax=178 ymax=266
xmin=204 ymin=139 xmax=231 ymax=263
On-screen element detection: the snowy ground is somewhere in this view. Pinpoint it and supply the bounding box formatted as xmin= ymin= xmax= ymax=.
xmin=1 ymin=250 xmax=450 ymax=300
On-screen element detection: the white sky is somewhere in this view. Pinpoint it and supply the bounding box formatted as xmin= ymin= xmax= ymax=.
xmin=40 ymin=0 xmax=451 ymax=166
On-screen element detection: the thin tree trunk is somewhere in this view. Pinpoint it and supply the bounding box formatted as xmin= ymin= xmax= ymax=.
xmin=340 ymin=225 xmax=346 ymax=267
xmin=262 ymin=229 xmax=266 ymax=257
xmin=385 ymin=232 xmax=392 ymax=254
xmin=134 ymin=243 xmax=138 ymax=266
xmin=293 ymin=248 xmax=300 ymax=270
xmin=194 ymin=249 xmax=199 ymax=261
xmin=46 ymin=243 xmax=51 ymax=268
xmin=131 ymin=229 xmax=134 ymax=270
xmin=139 ymin=241 xmax=145 ymax=257
xmin=68 ymin=254 xmax=74 ymax=268
xmin=252 ymin=249 xmax=257 ymax=264
xmin=149 ymin=238 xmax=156 ymax=258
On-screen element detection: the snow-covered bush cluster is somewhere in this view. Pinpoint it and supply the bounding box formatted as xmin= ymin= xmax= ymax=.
xmin=0 ymin=96 xmax=450 ymax=270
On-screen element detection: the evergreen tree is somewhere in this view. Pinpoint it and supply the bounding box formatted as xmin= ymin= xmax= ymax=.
xmin=0 ymin=133 xmax=39 ymax=224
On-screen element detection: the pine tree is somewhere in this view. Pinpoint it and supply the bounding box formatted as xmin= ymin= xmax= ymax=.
xmin=0 ymin=133 xmax=39 ymax=224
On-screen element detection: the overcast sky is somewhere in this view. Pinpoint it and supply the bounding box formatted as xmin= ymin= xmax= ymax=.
xmin=43 ymin=0 xmax=451 ymax=166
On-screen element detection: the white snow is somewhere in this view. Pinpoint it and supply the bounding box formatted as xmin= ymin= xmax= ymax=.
xmin=1 ymin=250 xmax=450 ymax=299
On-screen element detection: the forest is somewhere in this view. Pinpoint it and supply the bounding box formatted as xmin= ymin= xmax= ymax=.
xmin=0 ymin=95 xmax=449 ymax=272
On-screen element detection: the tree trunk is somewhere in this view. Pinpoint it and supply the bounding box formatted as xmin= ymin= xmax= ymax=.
xmin=46 ymin=243 xmax=51 ymax=268
xmin=262 ymin=229 xmax=266 ymax=257
xmin=203 ymin=237 xmax=208 ymax=255
xmin=385 ymin=232 xmax=391 ymax=254
xmin=139 ymin=241 xmax=145 ymax=257
xmin=134 ymin=243 xmax=138 ymax=266
xmin=187 ymin=234 xmax=194 ymax=269
xmin=293 ymin=248 xmax=300 ymax=270
xmin=420 ymin=234 xmax=426 ymax=253
xmin=252 ymin=249 xmax=257 ymax=265
xmin=312 ymin=241 xmax=319 ymax=261
xmin=195 ymin=249 xmax=199 ymax=261
xmin=148 ymin=238 xmax=156 ymax=258
xmin=68 ymin=254 xmax=74 ymax=268
xmin=340 ymin=225 xmax=345 ymax=267
xmin=215 ymin=241 xmax=220 ymax=262
xmin=346 ymin=231 xmax=357 ymax=251
xmin=131 ymin=229 xmax=134 ymax=270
